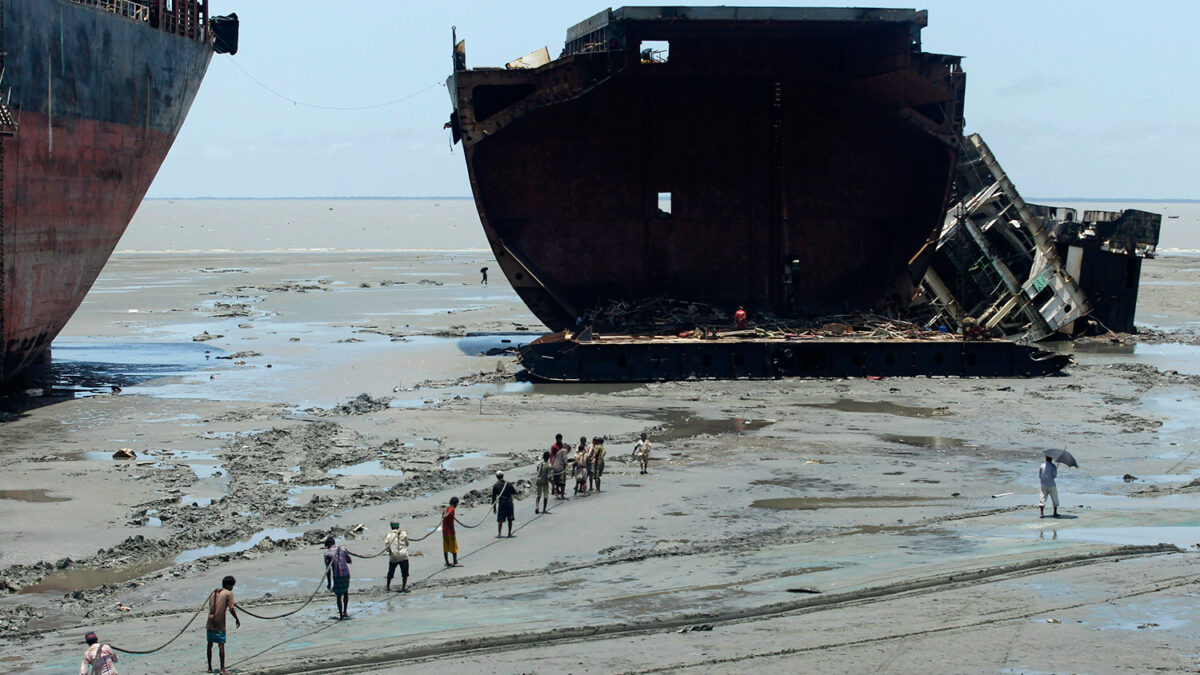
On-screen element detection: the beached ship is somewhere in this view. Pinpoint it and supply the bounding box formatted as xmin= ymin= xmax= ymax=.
xmin=0 ymin=0 xmax=235 ymax=384
xmin=447 ymin=6 xmax=966 ymax=331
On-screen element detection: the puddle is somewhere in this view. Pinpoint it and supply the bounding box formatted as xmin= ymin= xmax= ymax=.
xmin=38 ymin=341 xmax=222 ymax=395
xmin=635 ymin=409 xmax=774 ymax=442
xmin=442 ymin=451 xmax=492 ymax=471
xmin=880 ymin=434 xmax=971 ymax=449
xmin=1054 ymin=526 xmax=1200 ymax=548
xmin=19 ymin=557 xmax=173 ymax=594
xmin=180 ymin=495 xmax=213 ymax=507
xmin=287 ymin=484 xmax=337 ymax=505
xmin=455 ymin=332 xmax=536 ymax=356
xmin=0 ymin=489 xmax=70 ymax=503
xmin=751 ymin=496 xmax=940 ymax=510
xmin=79 ymin=450 xmax=140 ymax=462
xmin=330 ymin=460 xmax=404 ymax=478
xmin=802 ymin=399 xmax=950 ymax=418
xmin=175 ymin=527 xmax=300 ymax=564
xmin=1060 ymin=342 xmax=1200 ymax=376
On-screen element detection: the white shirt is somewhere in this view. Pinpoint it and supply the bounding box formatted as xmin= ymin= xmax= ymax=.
xmin=385 ymin=530 xmax=409 ymax=562
xmin=1039 ymin=461 xmax=1057 ymax=487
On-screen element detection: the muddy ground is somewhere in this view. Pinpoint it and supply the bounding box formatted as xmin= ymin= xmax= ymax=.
xmin=1 ymin=250 xmax=1200 ymax=673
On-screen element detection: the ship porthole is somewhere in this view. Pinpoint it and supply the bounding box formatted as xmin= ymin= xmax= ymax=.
xmin=515 ymin=272 xmax=525 ymax=281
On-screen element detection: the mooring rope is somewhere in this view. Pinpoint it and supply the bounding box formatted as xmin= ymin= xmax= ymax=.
xmin=104 ymin=475 xmax=529 ymax=655
xmin=108 ymin=596 xmax=210 ymax=654
xmin=237 ymin=560 xmax=334 ymax=621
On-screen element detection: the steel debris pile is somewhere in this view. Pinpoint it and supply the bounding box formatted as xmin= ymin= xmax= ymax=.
xmin=580 ymin=298 xmax=961 ymax=342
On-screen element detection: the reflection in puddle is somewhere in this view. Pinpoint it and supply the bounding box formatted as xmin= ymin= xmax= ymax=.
xmin=442 ymin=451 xmax=491 ymax=471
xmin=803 ymin=399 xmax=950 ymax=418
xmin=633 ymin=409 xmax=773 ymax=442
xmin=288 ymin=484 xmax=337 ymax=505
xmin=331 ymin=460 xmax=403 ymax=478
xmin=880 ymin=434 xmax=970 ymax=449
xmin=751 ymin=496 xmax=939 ymax=510
xmin=19 ymin=557 xmax=172 ymax=594
xmin=1054 ymin=526 xmax=1200 ymax=548
xmin=175 ymin=527 xmax=300 ymax=564
xmin=0 ymin=489 xmax=70 ymax=503
xmin=180 ymin=495 xmax=213 ymax=507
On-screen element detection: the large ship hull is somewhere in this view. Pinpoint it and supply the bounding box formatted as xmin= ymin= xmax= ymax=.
xmin=450 ymin=7 xmax=965 ymax=331
xmin=0 ymin=0 xmax=214 ymax=382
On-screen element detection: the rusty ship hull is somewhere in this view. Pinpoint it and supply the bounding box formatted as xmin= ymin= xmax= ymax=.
xmin=449 ymin=7 xmax=966 ymax=332
xmin=0 ymin=0 xmax=220 ymax=383
xmin=520 ymin=331 xmax=1071 ymax=382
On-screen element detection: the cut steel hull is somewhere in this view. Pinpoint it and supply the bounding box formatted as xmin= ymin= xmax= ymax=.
xmin=449 ymin=7 xmax=966 ymax=332
xmin=1 ymin=0 xmax=214 ymax=382
xmin=519 ymin=331 xmax=1070 ymax=382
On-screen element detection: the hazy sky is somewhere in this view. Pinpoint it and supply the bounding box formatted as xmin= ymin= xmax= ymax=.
xmin=147 ymin=0 xmax=1198 ymax=199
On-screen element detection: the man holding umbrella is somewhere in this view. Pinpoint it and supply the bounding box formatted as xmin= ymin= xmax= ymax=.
xmin=1038 ymin=449 xmax=1075 ymax=518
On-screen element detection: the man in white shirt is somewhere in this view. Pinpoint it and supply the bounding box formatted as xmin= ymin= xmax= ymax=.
xmin=385 ymin=522 xmax=410 ymax=592
xmin=633 ymin=433 xmax=652 ymax=474
xmin=1039 ymin=455 xmax=1059 ymax=518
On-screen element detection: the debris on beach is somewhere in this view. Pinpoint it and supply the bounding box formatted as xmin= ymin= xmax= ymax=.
xmin=112 ymin=448 xmax=137 ymax=460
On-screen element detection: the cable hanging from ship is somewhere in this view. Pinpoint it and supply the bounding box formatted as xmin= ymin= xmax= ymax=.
xmin=224 ymin=57 xmax=443 ymax=111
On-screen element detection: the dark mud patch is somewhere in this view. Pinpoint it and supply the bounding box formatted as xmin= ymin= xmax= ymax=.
xmin=0 ymin=489 xmax=70 ymax=503
xmin=751 ymin=496 xmax=941 ymax=510
xmin=802 ymin=399 xmax=952 ymax=418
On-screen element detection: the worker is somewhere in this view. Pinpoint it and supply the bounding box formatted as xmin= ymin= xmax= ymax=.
xmin=206 ymin=575 xmax=240 ymax=674
xmin=323 ymin=536 xmax=352 ymax=620
xmin=492 ymin=471 xmax=518 ymax=537
xmin=79 ymin=632 xmax=118 ymax=675
xmin=735 ymin=306 xmax=748 ymax=329
xmin=384 ymin=522 xmax=410 ymax=592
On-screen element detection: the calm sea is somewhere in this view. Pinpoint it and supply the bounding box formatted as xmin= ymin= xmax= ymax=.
xmin=120 ymin=198 xmax=488 ymax=253
xmin=121 ymin=198 xmax=1200 ymax=255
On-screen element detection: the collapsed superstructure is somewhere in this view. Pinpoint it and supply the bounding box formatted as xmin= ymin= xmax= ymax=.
xmin=917 ymin=134 xmax=1160 ymax=341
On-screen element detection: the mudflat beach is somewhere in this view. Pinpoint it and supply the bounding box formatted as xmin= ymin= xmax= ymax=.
xmin=2 ymin=200 xmax=1200 ymax=673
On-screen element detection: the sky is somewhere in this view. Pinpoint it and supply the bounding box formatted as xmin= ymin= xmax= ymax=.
xmin=147 ymin=0 xmax=1200 ymax=200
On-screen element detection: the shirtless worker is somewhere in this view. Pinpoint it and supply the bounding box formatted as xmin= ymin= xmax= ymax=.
xmin=534 ymin=451 xmax=552 ymax=514
xmin=206 ymin=575 xmax=241 ymax=674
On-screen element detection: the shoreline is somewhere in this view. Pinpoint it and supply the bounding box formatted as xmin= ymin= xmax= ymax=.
xmin=2 ymin=249 xmax=1199 ymax=671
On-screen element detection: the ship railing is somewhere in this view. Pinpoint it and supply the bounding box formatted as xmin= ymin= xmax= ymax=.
xmin=72 ymin=0 xmax=150 ymax=22
xmin=71 ymin=0 xmax=210 ymax=43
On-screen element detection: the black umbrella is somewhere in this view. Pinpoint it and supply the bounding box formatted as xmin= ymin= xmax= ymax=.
xmin=1042 ymin=448 xmax=1078 ymax=468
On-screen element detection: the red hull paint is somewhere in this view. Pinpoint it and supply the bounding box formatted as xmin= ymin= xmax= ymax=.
xmin=2 ymin=112 xmax=176 ymax=377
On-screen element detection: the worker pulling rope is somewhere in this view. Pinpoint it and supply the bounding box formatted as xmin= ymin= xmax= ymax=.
xmin=106 ymin=476 xmax=520 ymax=655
